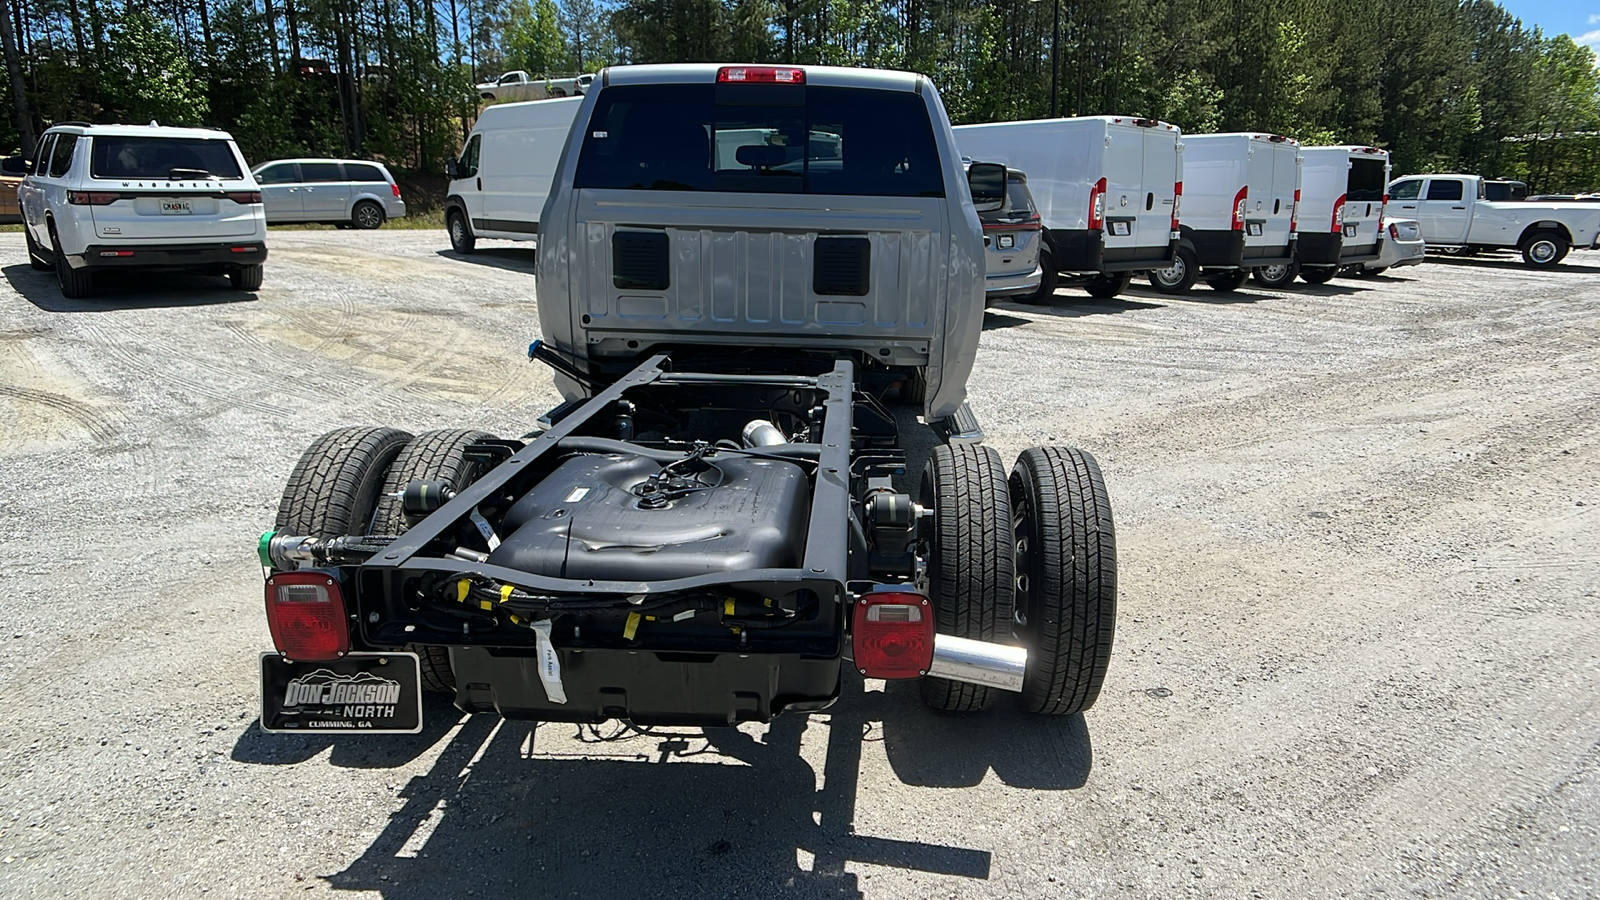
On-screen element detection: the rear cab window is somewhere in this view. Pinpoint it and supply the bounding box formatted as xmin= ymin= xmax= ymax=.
xmin=1347 ymin=158 xmax=1386 ymax=202
xmin=1425 ymin=179 xmax=1464 ymax=201
xmin=90 ymin=136 xmax=244 ymax=180
xmin=574 ymin=83 xmax=944 ymax=198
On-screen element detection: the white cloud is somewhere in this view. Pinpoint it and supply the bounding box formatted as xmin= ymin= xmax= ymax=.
xmin=1590 ymin=13 xmax=1600 ymax=23
xmin=1578 ymin=27 xmax=1600 ymax=48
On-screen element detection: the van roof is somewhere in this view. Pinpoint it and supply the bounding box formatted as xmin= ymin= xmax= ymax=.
xmin=955 ymin=114 xmax=1178 ymax=132
xmin=43 ymin=123 xmax=237 ymax=140
xmin=599 ymin=63 xmax=924 ymax=93
xmin=1303 ymin=144 xmax=1390 ymax=157
xmin=1184 ymin=132 xmax=1300 ymax=146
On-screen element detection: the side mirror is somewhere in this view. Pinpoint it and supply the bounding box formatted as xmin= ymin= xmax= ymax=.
xmin=445 ymin=158 xmax=459 ymax=178
xmin=967 ymin=162 xmax=1007 ymax=213
xmin=0 ymin=156 xmax=25 ymax=175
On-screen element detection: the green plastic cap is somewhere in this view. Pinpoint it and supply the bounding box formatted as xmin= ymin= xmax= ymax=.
xmin=257 ymin=530 xmax=276 ymax=568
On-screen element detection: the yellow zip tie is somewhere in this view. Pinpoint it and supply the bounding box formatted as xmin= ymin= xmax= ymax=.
xmin=457 ymin=579 xmax=471 ymax=603
xmin=479 ymin=600 xmax=494 ymax=611
xmin=764 ymin=598 xmax=773 ymax=608
xmin=623 ymin=612 xmax=641 ymax=640
xmin=724 ymin=598 xmax=736 ymax=616
xmin=500 ymin=584 xmax=515 ymax=604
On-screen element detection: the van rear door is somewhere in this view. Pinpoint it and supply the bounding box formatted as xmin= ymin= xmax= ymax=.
xmin=1102 ymin=122 xmax=1143 ymax=253
xmin=1262 ymin=140 xmax=1298 ymax=257
xmin=1139 ymin=125 xmax=1179 ymax=254
xmin=1343 ymin=152 xmax=1388 ymax=254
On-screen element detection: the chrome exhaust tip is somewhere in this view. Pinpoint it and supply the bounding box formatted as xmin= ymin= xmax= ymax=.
xmin=928 ymin=634 xmax=1027 ymax=692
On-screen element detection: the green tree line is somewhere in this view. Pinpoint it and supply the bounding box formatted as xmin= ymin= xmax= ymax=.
xmin=4 ymin=0 xmax=1600 ymax=193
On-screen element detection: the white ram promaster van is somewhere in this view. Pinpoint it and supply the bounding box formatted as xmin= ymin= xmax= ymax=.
xmin=444 ymin=96 xmax=583 ymax=253
xmin=1156 ymin=132 xmax=1301 ymax=292
xmin=953 ymin=116 xmax=1180 ymax=299
xmin=1296 ymin=146 xmax=1390 ymax=283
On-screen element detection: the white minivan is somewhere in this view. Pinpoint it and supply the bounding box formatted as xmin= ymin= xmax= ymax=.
xmin=1296 ymin=146 xmax=1390 ymax=283
xmin=953 ymin=116 xmax=1180 ymax=299
xmin=444 ymin=96 xmax=583 ymax=253
xmin=1160 ymin=132 xmax=1301 ymax=292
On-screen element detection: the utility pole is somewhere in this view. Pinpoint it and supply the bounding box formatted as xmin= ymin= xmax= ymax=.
xmin=1050 ymin=0 xmax=1059 ymax=118
xmin=0 ymin=0 xmax=33 ymax=157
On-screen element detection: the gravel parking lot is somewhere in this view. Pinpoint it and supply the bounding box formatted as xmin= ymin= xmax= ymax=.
xmin=1 ymin=231 xmax=1596 ymax=899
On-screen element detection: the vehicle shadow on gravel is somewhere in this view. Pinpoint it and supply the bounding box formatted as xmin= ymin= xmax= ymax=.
xmin=229 ymin=695 xmax=468 ymax=769
xmin=316 ymin=673 xmax=1090 ymax=899
xmin=991 ymin=294 xmax=1164 ymax=317
xmin=1424 ymin=255 xmax=1600 ymax=274
xmin=435 ymin=247 xmax=538 ymax=274
xmin=3 ymin=265 xmax=258 ymax=311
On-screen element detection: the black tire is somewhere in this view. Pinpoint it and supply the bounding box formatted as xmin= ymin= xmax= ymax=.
xmin=276 ymin=426 xmax=413 ymax=539
xmin=50 ymin=228 xmax=94 ymax=298
xmin=1520 ymin=232 xmax=1568 ymax=267
xmin=352 ymin=199 xmax=385 ymax=230
xmin=1010 ymin=447 xmax=1116 ymax=716
xmin=1147 ymin=246 xmax=1198 ymax=294
xmin=1251 ymin=258 xmax=1299 ymax=288
xmin=1021 ymin=250 xmax=1058 ymax=303
xmin=373 ymin=428 xmax=498 ymax=693
xmin=447 ymin=209 xmax=476 ymax=254
xmin=1084 ymin=272 xmax=1131 ymax=299
xmin=1299 ymin=265 xmax=1337 ymax=284
xmin=25 ymin=228 xmax=52 ymax=271
xmin=1205 ymin=269 xmax=1249 ymax=292
xmin=551 ymin=87 xmax=567 ymax=97
xmin=1360 ymin=265 xmax=1390 ymax=277
xmin=918 ymin=443 xmax=1015 ymax=712
xmin=229 ymin=264 xmax=264 ymax=291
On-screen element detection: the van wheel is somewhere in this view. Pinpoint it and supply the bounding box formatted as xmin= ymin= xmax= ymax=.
xmin=919 ymin=443 xmax=1015 ymax=713
xmin=1021 ymin=251 xmax=1058 ymax=303
xmin=1147 ymin=246 xmax=1198 ymax=294
xmin=50 ymin=229 xmax=95 ymax=299
xmin=229 ymin=265 xmax=264 ymax=291
xmin=374 ymin=429 xmax=499 ymax=693
xmin=1252 ymin=259 xmax=1299 ymax=288
xmin=1010 ymin=447 xmax=1116 ymax=715
xmin=1205 ymin=269 xmax=1249 ymax=292
xmin=1084 ymin=272 xmax=1130 ymax=299
xmin=551 ymin=88 xmax=567 ymax=97
xmin=1299 ymin=265 xmax=1337 ymax=285
xmin=448 ymin=209 xmax=476 ymax=254
xmin=1520 ymin=232 xmax=1568 ymax=267
xmin=25 ymin=228 xmax=52 ymax=271
xmin=352 ymin=200 xmax=385 ymax=230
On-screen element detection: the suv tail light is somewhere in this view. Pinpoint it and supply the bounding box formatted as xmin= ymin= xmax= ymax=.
xmin=226 ymin=191 xmax=263 ymax=205
xmin=851 ymin=589 xmax=934 ymax=679
xmin=1232 ymin=185 xmax=1248 ymax=231
xmin=1172 ymin=181 xmax=1183 ymax=229
xmin=67 ymin=191 xmax=119 ymax=205
xmin=1290 ymin=189 xmax=1300 ymax=233
xmin=1389 ymin=222 xmax=1400 ymax=240
xmin=391 ymin=183 xmax=402 ymax=199
xmin=717 ymin=66 xmax=805 ymax=84
xmin=1088 ymin=177 xmax=1107 ymax=230
xmin=265 ymin=571 xmax=350 ymax=661
xmin=1331 ymin=193 xmax=1347 ymax=232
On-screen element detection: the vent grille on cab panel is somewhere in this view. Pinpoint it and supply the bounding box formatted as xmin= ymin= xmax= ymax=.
xmin=612 ymin=231 xmax=670 ymax=290
xmin=812 ymin=236 xmax=871 ymax=296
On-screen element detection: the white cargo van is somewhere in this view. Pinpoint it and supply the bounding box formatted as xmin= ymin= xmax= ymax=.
xmin=1295 ymin=146 xmax=1389 ymax=283
xmin=1155 ymin=132 xmax=1301 ymax=292
xmin=444 ymin=96 xmax=583 ymax=254
xmin=953 ymin=116 xmax=1179 ymax=299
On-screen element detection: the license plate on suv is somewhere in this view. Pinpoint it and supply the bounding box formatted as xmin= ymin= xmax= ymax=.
xmin=160 ymin=199 xmax=193 ymax=215
xmin=260 ymin=652 xmax=422 ymax=734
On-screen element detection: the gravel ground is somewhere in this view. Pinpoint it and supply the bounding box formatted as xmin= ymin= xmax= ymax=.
xmin=0 ymin=231 xmax=1596 ymax=899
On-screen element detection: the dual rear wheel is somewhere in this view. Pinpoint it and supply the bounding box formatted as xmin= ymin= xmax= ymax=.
xmin=919 ymin=442 xmax=1117 ymax=716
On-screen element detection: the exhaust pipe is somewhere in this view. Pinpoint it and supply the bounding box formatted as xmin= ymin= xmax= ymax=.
xmin=928 ymin=634 xmax=1027 ymax=692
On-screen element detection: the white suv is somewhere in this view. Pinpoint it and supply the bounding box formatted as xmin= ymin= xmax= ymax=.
xmin=19 ymin=123 xmax=268 ymax=298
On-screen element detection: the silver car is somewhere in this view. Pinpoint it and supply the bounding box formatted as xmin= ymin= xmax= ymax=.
xmin=251 ymin=158 xmax=407 ymax=229
xmin=979 ymin=169 xmax=1044 ymax=303
xmin=1352 ymin=217 xmax=1425 ymax=275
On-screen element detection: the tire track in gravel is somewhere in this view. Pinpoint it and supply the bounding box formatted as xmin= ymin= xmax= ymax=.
xmin=0 ymin=384 xmax=121 ymax=443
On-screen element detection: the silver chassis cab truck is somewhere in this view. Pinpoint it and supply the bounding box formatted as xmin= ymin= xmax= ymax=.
xmin=256 ymin=64 xmax=1117 ymax=733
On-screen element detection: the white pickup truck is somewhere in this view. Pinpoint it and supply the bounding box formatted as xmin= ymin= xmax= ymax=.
xmin=1387 ymin=173 xmax=1600 ymax=267
xmin=476 ymin=71 xmax=594 ymax=102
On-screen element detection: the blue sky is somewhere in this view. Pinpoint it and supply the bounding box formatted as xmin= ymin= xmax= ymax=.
xmin=1495 ymin=1 xmax=1600 ymax=50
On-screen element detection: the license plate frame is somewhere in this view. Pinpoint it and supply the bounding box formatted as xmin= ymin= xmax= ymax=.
xmin=260 ymin=651 xmax=423 ymax=734
xmin=1343 ymin=223 xmax=1358 ymax=238
xmin=1247 ymin=222 xmax=1264 ymax=236
xmin=160 ymin=199 xmax=194 ymax=215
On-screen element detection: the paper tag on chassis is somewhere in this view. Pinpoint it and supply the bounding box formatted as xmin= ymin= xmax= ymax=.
xmin=260 ymin=652 xmax=422 ymax=734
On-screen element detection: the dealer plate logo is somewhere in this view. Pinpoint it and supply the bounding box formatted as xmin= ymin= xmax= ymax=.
xmin=260 ymin=652 xmax=422 ymax=734
xmin=283 ymin=669 xmax=403 ymax=717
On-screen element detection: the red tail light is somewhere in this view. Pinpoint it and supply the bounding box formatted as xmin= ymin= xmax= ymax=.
xmin=717 ymin=66 xmax=805 ymax=84
xmin=1290 ymin=189 xmax=1300 ymax=233
xmin=1232 ymin=185 xmax=1248 ymax=231
xmin=265 ymin=571 xmax=350 ymax=661
xmin=1331 ymin=193 xmax=1347 ymax=233
xmin=97 ymin=250 xmax=134 ymax=257
xmin=851 ymin=589 xmax=934 ymax=679
xmin=1172 ymin=181 xmax=1183 ymax=229
xmin=67 ymin=191 xmax=119 ymax=205
xmin=391 ymin=183 xmax=402 ymax=199
xmin=1088 ymin=177 xmax=1107 ymax=230
xmin=226 ymin=191 xmax=263 ymax=205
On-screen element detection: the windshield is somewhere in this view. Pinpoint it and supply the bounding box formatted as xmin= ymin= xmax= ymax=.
xmin=574 ymin=84 xmax=944 ymax=198
xmin=90 ymin=136 xmax=244 ymax=180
